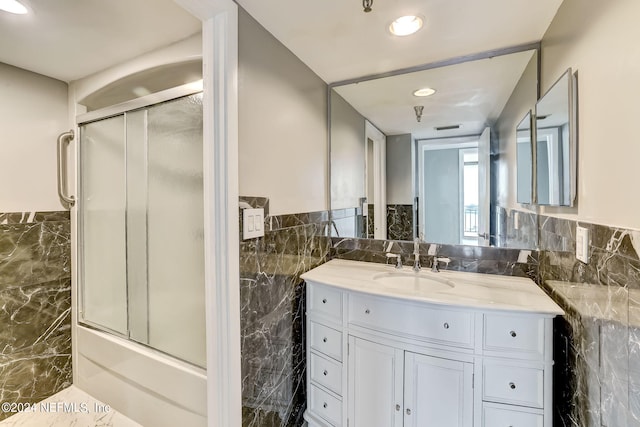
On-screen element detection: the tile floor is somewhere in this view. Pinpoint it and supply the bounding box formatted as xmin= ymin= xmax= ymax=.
xmin=0 ymin=386 xmax=141 ymax=427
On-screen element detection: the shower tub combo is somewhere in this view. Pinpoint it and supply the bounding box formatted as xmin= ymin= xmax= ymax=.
xmin=62 ymin=85 xmax=208 ymax=427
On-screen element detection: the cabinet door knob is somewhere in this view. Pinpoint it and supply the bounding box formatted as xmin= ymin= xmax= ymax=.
xmin=322 ymin=298 xmax=327 ymax=304
xmin=323 ymin=402 xmax=328 ymax=409
xmin=323 ymin=370 xmax=328 ymax=376
xmin=509 ymin=382 xmax=516 ymax=389
xmin=323 ymin=337 xmax=327 ymax=343
xmin=406 ymin=408 xmax=412 ymax=415
xmin=510 ymin=330 xmax=517 ymax=337
xmin=443 ymin=322 xmax=450 ymax=329
xmin=395 ymin=404 xmax=401 ymax=412
xmin=365 ymin=308 xmax=370 ymax=314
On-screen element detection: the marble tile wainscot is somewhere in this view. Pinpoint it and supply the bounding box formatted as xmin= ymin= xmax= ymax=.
xmin=0 ymin=211 xmax=72 ymax=422
xmin=239 ymin=198 xmax=331 ymax=427
xmin=386 ymin=204 xmax=413 ymax=241
xmin=538 ymin=215 xmax=640 ymax=427
xmin=331 ymin=237 xmax=539 ymax=279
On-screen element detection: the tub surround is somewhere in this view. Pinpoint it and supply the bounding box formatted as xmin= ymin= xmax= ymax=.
xmin=239 ymin=198 xmax=331 ymax=427
xmin=0 ymin=211 xmax=72 ymax=422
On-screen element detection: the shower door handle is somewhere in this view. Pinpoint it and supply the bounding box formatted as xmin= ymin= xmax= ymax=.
xmin=57 ymin=130 xmax=76 ymax=208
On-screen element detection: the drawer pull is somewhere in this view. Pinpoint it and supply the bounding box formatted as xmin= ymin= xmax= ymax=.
xmin=510 ymin=330 xmax=517 ymax=337
xmin=365 ymin=309 xmax=370 ymax=314
xmin=406 ymin=408 xmax=412 ymax=415
xmin=396 ymin=404 xmax=401 ymax=412
xmin=323 ymin=370 xmax=328 ymax=376
xmin=509 ymin=382 xmax=516 ymax=390
xmin=443 ymin=322 xmax=450 ymax=329
xmin=323 ymin=337 xmax=328 ymax=343
xmin=322 ymin=298 xmax=327 ymax=304
xmin=323 ymin=402 xmax=328 ymax=409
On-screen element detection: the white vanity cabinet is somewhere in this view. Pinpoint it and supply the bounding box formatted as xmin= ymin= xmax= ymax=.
xmin=347 ymin=336 xmax=473 ymax=427
xmin=302 ymin=260 xmax=564 ymax=427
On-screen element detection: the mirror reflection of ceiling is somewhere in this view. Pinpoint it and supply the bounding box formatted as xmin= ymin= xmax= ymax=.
xmin=237 ymin=0 xmax=563 ymax=83
xmin=334 ymin=50 xmax=535 ymax=140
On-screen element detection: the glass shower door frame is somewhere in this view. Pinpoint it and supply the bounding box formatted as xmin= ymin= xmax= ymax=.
xmin=76 ymin=83 xmax=204 ymax=352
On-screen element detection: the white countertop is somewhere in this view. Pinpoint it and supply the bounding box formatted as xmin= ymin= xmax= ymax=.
xmin=301 ymin=259 xmax=564 ymax=315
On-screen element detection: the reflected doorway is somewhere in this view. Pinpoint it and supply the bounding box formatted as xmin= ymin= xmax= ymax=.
xmin=417 ymin=129 xmax=489 ymax=246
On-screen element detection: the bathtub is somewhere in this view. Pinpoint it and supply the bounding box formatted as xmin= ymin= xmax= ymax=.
xmin=74 ymin=325 xmax=207 ymax=427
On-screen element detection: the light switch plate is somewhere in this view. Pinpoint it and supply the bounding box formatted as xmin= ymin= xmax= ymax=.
xmin=576 ymin=225 xmax=589 ymax=263
xmin=243 ymin=208 xmax=265 ymax=240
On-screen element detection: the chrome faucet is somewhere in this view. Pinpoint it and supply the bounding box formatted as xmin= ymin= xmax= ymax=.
xmin=431 ymin=256 xmax=451 ymax=273
xmin=413 ymin=237 xmax=421 ymax=272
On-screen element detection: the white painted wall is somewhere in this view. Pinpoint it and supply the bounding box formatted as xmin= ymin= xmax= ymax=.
xmin=539 ymin=0 xmax=640 ymax=230
xmin=331 ymin=91 xmax=365 ymax=210
xmin=0 ymin=62 xmax=69 ymax=212
xmin=386 ymin=134 xmax=413 ymax=205
xmin=238 ymin=8 xmax=328 ymax=215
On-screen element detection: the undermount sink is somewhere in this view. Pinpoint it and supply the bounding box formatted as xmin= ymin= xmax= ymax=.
xmin=372 ymin=271 xmax=456 ymax=291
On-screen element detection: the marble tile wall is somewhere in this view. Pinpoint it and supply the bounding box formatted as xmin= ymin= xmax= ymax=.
xmin=239 ymin=198 xmax=331 ymax=427
xmin=0 ymin=211 xmax=72 ymax=422
xmin=240 ymin=198 xmax=640 ymax=426
xmin=386 ymin=204 xmax=413 ymax=241
xmin=537 ymin=214 xmax=640 ymax=427
xmin=331 ymin=236 xmax=538 ymax=279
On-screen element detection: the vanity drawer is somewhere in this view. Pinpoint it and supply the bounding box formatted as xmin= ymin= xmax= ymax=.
xmin=483 ymin=362 xmax=544 ymax=408
xmin=309 ymin=384 xmax=342 ymax=427
xmin=348 ymin=293 xmax=474 ymax=348
xmin=310 ymin=352 xmax=343 ymax=395
xmin=310 ymin=321 xmax=343 ymax=362
xmin=483 ymin=403 xmax=543 ymax=427
xmin=484 ymin=314 xmax=544 ymax=358
xmin=309 ymin=283 xmax=343 ymax=322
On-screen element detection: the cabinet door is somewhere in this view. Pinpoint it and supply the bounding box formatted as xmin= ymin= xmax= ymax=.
xmin=404 ymin=352 xmax=473 ymax=427
xmin=347 ymin=336 xmax=403 ymax=427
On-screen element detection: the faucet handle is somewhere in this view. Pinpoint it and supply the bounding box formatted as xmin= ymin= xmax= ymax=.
xmin=385 ymin=253 xmax=403 ymax=269
xmin=431 ymin=257 xmax=451 ymax=272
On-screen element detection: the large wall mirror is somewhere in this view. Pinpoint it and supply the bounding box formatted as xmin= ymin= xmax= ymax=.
xmin=330 ymin=47 xmax=539 ymax=249
xmin=535 ymin=68 xmax=577 ymax=206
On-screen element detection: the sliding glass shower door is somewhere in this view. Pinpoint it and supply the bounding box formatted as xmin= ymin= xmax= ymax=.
xmin=79 ymin=90 xmax=205 ymax=367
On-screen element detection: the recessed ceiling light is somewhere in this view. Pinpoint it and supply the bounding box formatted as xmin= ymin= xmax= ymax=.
xmin=0 ymin=0 xmax=28 ymax=14
xmin=389 ymin=15 xmax=423 ymax=37
xmin=413 ymin=87 xmax=436 ymax=97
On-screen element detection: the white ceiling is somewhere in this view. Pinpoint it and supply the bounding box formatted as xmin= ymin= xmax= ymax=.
xmin=0 ymin=0 xmax=201 ymax=82
xmin=0 ymin=0 xmax=562 ymax=136
xmin=236 ymin=0 xmax=563 ymax=84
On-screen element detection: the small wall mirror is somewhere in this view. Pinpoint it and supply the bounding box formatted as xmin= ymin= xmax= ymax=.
xmin=516 ymin=110 xmax=534 ymax=204
xmin=535 ymin=68 xmax=577 ymax=206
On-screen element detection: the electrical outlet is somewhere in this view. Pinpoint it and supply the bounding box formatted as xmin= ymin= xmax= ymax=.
xmin=576 ymin=225 xmax=589 ymax=263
